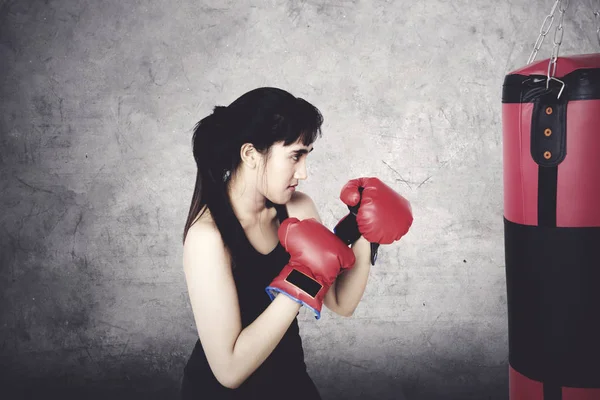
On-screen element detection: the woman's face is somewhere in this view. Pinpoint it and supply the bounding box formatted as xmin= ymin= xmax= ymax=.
xmin=258 ymin=139 xmax=313 ymax=204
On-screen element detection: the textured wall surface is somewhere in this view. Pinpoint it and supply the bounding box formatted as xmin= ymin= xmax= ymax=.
xmin=2 ymin=0 xmax=599 ymax=399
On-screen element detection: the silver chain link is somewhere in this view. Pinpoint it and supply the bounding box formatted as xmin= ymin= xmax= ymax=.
xmin=527 ymin=0 xmax=571 ymax=98
xmin=547 ymin=0 xmax=569 ymax=79
xmin=527 ymin=0 xmax=561 ymax=64
xmin=527 ymin=0 xmax=570 ymax=72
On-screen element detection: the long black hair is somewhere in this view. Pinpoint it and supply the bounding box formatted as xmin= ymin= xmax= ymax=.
xmin=182 ymin=87 xmax=323 ymax=268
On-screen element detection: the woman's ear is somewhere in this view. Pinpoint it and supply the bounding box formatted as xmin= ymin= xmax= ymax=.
xmin=240 ymin=143 xmax=258 ymax=169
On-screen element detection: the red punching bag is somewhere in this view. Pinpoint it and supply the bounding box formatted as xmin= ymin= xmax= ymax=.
xmin=502 ymin=13 xmax=600 ymax=400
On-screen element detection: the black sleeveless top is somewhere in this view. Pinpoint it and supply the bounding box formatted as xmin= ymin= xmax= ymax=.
xmin=181 ymin=203 xmax=322 ymax=399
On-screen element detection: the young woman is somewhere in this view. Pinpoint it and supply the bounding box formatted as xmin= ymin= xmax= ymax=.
xmin=182 ymin=88 xmax=380 ymax=400
xmin=178 ymin=87 xmax=380 ymax=399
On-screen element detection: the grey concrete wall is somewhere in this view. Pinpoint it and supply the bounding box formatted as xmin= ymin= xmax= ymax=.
xmin=2 ymin=0 xmax=599 ymax=399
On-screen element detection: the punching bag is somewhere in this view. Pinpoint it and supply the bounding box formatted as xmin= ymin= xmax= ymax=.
xmin=502 ymin=53 xmax=600 ymax=400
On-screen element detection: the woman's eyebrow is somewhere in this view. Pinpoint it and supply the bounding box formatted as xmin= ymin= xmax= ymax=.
xmin=292 ymin=147 xmax=314 ymax=155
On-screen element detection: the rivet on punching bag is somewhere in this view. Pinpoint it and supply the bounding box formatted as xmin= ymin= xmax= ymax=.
xmin=502 ymin=1 xmax=600 ymax=400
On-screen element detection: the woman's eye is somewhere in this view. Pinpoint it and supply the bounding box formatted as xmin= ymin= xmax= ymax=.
xmin=292 ymin=155 xmax=299 ymax=161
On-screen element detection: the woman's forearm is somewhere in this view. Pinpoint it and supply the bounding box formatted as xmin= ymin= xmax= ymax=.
xmin=224 ymin=294 xmax=301 ymax=388
xmin=331 ymin=235 xmax=372 ymax=315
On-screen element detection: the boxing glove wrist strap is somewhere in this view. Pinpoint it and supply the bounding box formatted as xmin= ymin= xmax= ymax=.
xmin=282 ymin=268 xmax=323 ymax=298
xmin=334 ymin=212 xmax=361 ymax=245
xmin=334 ymin=212 xmax=380 ymax=266
xmin=265 ymin=266 xmax=324 ymax=319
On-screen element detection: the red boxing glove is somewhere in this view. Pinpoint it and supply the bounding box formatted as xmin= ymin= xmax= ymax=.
xmin=266 ymin=217 xmax=356 ymax=319
xmin=334 ymin=177 xmax=413 ymax=263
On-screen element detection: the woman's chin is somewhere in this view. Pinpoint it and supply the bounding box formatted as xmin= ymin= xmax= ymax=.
xmin=266 ymin=187 xmax=295 ymax=205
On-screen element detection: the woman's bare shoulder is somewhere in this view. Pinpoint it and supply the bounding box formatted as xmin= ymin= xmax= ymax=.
xmin=184 ymin=210 xmax=230 ymax=269
xmin=286 ymin=190 xmax=322 ymax=223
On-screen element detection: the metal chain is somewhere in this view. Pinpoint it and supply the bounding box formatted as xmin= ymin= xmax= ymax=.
xmin=547 ymin=0 xmax=569 ymax=80
xmin=527 ymin=0 xmax=561 ymax=64
xmin=526 ymin=0 xmax=571 ymax=98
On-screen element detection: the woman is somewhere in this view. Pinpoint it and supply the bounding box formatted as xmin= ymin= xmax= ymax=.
xmin=180 ymin=87 xmax=375 ymax=399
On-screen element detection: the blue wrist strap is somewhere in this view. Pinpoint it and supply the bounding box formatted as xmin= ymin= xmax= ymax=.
xmin=265 ymin=286 xmax=321 ymax=320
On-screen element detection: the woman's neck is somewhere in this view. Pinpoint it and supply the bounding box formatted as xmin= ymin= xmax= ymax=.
xmin=228 ymin=175 xmax=274 ymax=230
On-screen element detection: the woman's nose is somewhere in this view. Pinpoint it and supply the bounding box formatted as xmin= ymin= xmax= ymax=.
xmin=295 ymin=160 xmax=307 ymax=180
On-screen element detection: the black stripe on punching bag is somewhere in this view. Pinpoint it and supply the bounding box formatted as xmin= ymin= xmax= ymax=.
xmin=539 ymin=163 xmax=561 ymax=400
xmin=531 ymin=83 xmax=566 ymax=229
xmin=538 ymin=166 xmax=557 ymax=228
xmin=502 ymin=68 xmax=600 ymax=103
xmin=534 ymin=84 xmax=566 ymax=400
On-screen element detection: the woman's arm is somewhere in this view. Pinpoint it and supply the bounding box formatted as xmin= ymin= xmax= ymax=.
xmin=183 ymin=222 xmax=301 ymax=389
xmin=323 ymin=235 xmax=371 ymax=316
xmin=286 ymin=191 xmax=371 ymax=317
